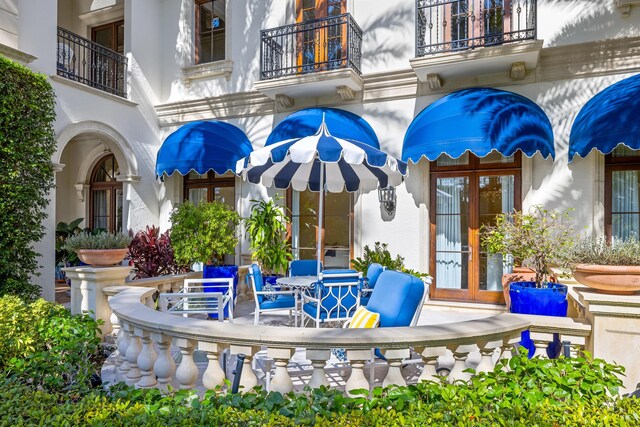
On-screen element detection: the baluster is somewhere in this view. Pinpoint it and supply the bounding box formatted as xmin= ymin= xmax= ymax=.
xmin=345 ymin=349 xmax=371 ymax=397
xmin=199 ymin=342 xmax=229 ymax=390
xmin=135 ymin=327 xmax=157 ymax=388
xmin=447 ymin=344 xmax=476 ymax=383
xmin=124 ymin=323 xmax=142 ymax=382
xmin=306 ymin=349 xmax=330 ymax=389
xmin=382 ymin=348 xmax=410 ymax=388
xmin=500 ymin=335 xmax=522 ymax=371
xmin=530 ymin=332 xmax=553 ymax=359
xmin=476 ymin=339 xmax=502 ymax=374
xmin=175 ymin=338 xmax=198 ymax=390
xmin=109 ymin=295 xmax=120 ymax=339
xmin=416 ymin=346 xmax=447 ymax=382
xmin=230 ymin=345 xmax=260 ymax=392
xmin=151 ymin=332 xmax=176 ymax=389
xmin=267 ymin=347 xmax=294 ymax=393
xmin=114 ymin=317 xmax=127 ymax=373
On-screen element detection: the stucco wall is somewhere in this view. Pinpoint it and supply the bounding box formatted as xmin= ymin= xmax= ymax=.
xmin=0 ymin=0 xmax=18 ymax=47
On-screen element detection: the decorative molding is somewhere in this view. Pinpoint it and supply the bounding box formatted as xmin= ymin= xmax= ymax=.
xmin=275 ymin=94 xmax=295 ymax=108
xmin=614 ymin=0 xmax=640 ymax=17
xmin=74 ymin=184 xmax=89 ymax=202
xmin=336 ymin=85 xmax=356 ymax=101
xmin=510 ymin=61 xmax=527 ymax=81
xmin=254 ymin=68 xmax=364 ymax=100
xmin=116 ymin=174 xmax=142 ymax=183
xmin=79 ymin=4 xmax=125 ymax=27
xmin=426 ymin=73 xmax=442 ymax=90
xmin=182 ymin=60 xmax=234 ymax=87
xmin=0 ymin=43 xmax=37 ymax=64
xmin=50 ymin=75 xmax=138 ymax=107
xmin=52 ymin=163 xmax=65 ymax=173
xmin=156 ymin=37 xmax=640 ymax=126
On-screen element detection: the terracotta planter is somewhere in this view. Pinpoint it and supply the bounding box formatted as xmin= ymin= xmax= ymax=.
xmin=77 ymin=249 xmax=128 ymax=267
xmin=573 ymin=264 xmax=640 ymax=295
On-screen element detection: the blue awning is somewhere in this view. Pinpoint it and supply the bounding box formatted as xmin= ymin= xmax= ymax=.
xmin=569 ymin=74 xmax=640 ymax=161
xmin=402 ymin=88 xmax=555 ymax=162
xmin=266 ymin=107 xmax=380 ymax=148
xmin=156 ymin=121 xmax=252 ymax=177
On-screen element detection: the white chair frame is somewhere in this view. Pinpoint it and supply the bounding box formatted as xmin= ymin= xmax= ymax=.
xmin=301 ymin=272 xmax=362 ymax=328
xmin=159 ymin=278 xmax=234 ymax=322
xmin=248 ymin=270 xmax=297 ymax=326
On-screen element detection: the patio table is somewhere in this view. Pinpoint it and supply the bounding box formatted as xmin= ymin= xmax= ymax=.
xmin=276 ymin=276 xmax=317 ymax=326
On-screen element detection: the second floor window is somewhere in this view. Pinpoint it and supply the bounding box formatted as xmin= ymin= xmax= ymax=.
xmin=196 ymin=0 xmax=226 ymax=64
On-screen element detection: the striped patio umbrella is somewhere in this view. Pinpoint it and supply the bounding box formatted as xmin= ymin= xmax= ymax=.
xmin=238 ymin=114 xmax=407 ymax=274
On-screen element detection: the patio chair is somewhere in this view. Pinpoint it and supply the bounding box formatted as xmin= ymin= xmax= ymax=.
xmin=158 ymin=278 xmax=235 ymax=321
xmin=248 ymin=263 xmax=297 ymax=326
xmin=289 ymin=259 xmax=321 ymax=277
xmin=360 ymin=263 xmax=385 ymax=306
xmin=301 ymin=270 xmax=363 ymax=328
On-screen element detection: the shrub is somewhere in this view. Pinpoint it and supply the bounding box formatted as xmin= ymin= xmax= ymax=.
xmin=128 ymin=225 xmax=189 ymax=279
xmin=0 ymin=56 xmax=57 ymax=301
xmin=567 ymin=235 xmax=640 ymax=267
xmin=352 ymin=242 xmax=429 ymax=278
xmin=0 ymin=296 xmax=103 ymax=392
xmin=0 ymin=355 xmax=635 ymax=426
xmin=62 ymin=231 xmax=133 ymax=252
xmin=169 ymin=201 xmax=241 ymax=266
xmin=244 ymin=198 xmax=292 ymax=275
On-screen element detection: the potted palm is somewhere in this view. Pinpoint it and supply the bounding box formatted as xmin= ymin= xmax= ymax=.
xmin=244 ymin=198 xmax=292 ymax=281
xmin=169 ymin=201 xmax=241 ymax=317
xmin=482 ymin=206 xmax=574 ymax=316
xmin=567 ymin=235 xmax=640 ymax=294
xmin=62 ymin=231 xmax=132 ymax=267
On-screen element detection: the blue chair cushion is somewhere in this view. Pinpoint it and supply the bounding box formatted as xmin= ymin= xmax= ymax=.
xmin=366 ymin=263 xmax=384 ymax=289
xmin=259 ymin=294 xmax=296 ymax=310
xmin=250 ymin=264 xmax=265 ymax=303
xmin=366 ymin=270 xmax=425 ymax=328
xmin=360 ymin=295 xmax=371 ymax=307
xmin=290 ymin=260 xmax=321 ymax=276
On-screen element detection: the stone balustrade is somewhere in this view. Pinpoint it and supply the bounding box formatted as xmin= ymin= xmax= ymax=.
xmin=108 ymin=286 xmax=593 ymax=396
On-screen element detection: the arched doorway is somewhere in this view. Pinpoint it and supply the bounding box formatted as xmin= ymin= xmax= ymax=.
xmin=89 ymin=153 xmax=123 ymax=232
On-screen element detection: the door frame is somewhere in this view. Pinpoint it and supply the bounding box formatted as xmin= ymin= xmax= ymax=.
xmin=429 ymin=155 xmax=521 ymax=303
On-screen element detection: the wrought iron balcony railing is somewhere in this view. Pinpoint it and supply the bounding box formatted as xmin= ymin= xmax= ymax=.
xmin=260 ymin=13 xmax=363 ymax=80
xmin=56 ymin=27 xmax=128 ymax=98
xmin=416 ymin=0 xmax=537 ymax=57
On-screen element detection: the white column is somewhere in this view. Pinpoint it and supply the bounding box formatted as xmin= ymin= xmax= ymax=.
xmin=500 ymin=335 xmax=522 ymax=371
xmin=116 ymin=321 xmax=130 ymax=374
xmin=135 ymin=327 xmax=157 ymax=388
xmin=199 ymin=342 xmax=229 ymax=390
xmin=476 ymin=339 xmax=502 ymax=374
xmin=345 ymin=349 xmax=371 ymax=397
xmin=151 ymin=333 xmax=176 ymax=389
xmin=175 ymin=338 xmax=199 ymax=390
xmin=267 ymin=347 xmax=294 ymax=393
xmin=306 ymin=349 xmax=331 ymax=389
xmin=416 ymin=346 xmax=447 ymax=382
xmin=447 ymin=344 xmax=475 ymax=383
xmin=382 ymin=348 xmax=410 ymax=388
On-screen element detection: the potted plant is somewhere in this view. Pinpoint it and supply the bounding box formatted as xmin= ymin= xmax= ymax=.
xmin=55 ymin=218 xmax=84 ymax=279
xmin=567 ymin=235 xmax=640 ymax=294
xmin=127 ymin=225 xmax=189 ymax=279
xmin=482 ymin=206 xmax=574 ymax=317
xmin=62 ymin=231 xmax=132 ymax=267
xmin=244 ymin=198 xmax=292 ymax=282
xmin=169 ymin=201 xmax=241 ymax=317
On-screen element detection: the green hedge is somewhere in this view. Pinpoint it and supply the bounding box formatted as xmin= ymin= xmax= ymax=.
xmin=0 ymin=55 xmax=57 ymax=301
xmin=1 ymin=351 xmax=638 ymax=426
xmin=0 ymin=296 xmax=102 ymax=392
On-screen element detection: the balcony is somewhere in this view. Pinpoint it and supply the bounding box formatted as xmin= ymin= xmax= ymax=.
xmin=56 ymin=27 xmax=128 ymax=98
xmin=254 ymin=14 xmax=364 ymax=105
xmin=411 ymin=0 xmax=541 ymax=87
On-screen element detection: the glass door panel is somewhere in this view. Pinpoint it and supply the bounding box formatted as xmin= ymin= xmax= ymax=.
xmin=92 ymin=189 xmax=111 ymax=231
xmin=324 ymin=192 xmax=351 ymax=268
xmin=214 ymin=186 xmax=235 ymax=209
xmin=478 ymin=175 xmax=514 ymax=291
xmin=434 ymin=176 xmax=470 ymax=290
xmin=611 ymin=170 xmax=640 ymax=240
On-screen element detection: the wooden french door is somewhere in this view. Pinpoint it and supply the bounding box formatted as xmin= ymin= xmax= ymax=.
xmin=429 ymin=154 xmax=521 ymax=303
xmin=296 ymin=0 xmax=347 ymax=72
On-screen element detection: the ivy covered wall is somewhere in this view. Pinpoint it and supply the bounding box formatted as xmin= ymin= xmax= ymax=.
xmin=0 ymin=56 xmax=56 ymax=300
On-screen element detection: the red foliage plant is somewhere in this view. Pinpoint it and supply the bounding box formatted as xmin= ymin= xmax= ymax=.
xmin=128 ymin=226 xmax=189 ymax=279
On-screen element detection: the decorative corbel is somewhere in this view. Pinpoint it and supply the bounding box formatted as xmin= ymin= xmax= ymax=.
xmin=510 ymin=62 xmax=526 ymax=81
xmin=426 ymin=73 xmax=442 ymax=90
xmin=275 ymin=94 xmax=295 ymax=109
xmin=74 ymin=184 xmax=89 ymax=202
xmin=336 ymin=85 xmax=356 ymax=101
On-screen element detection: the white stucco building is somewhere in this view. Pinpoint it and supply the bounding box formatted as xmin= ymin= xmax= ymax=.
xmin=2 ymin=0 xmax=639 ymax=304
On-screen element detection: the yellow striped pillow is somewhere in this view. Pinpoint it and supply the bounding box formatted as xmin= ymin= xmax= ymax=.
xmin=349 ymin=306 xmax=380 ymax=329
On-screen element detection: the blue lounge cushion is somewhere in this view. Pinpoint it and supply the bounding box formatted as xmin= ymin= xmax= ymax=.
xmin=250 ymin=264 xmax=265 ymax=303
xmin=259 ymin=294 xmax=296 ymax=310
xmin=366 ymin=270 xmax=424 ymax=328
xmin=366 ymin=263 xmax=384 ymax=288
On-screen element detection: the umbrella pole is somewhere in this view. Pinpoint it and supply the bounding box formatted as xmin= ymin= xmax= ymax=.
xmin=317 ymin=162 xmax=324 ymax=276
